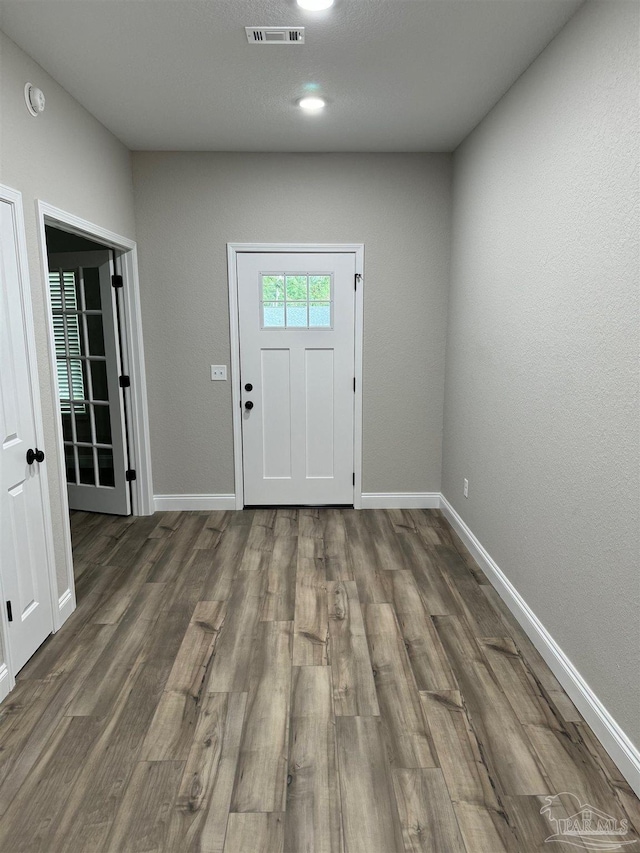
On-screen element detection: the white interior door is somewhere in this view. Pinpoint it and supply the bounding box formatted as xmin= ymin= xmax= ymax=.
xmin=48 ymin=251 xmax=130 ymax=515
xmin=0 ymin=194 xmax=54 ymax=673
xmin=238 ymin=252 xmax=356 ymax=505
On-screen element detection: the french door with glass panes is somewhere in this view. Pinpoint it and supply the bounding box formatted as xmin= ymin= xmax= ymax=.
xmin=48 ymin=251 xmax=130 ymax=515
xmin=237 ymin=252 xmax=356 ymax=505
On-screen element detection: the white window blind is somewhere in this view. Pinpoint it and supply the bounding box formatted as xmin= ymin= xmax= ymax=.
xmin=49 ymin=270 xmax=86 ymax=410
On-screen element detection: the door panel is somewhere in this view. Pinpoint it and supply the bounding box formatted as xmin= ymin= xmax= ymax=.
xmin=48 ymin=251 xmax=130 ymax=515
xmin=305 ymin=348 xmax=334 ymax=479
xmin=260 ymin=348 xmax=292 ymax=479
xmin=238 ymin=252 xmax=355 ymax=506
xmin=0 ymin=197 xmax=54 ymax=672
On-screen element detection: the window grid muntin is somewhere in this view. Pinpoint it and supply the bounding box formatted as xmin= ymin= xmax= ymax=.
xmin=260 ymin=272 xmax=333 ymax=330
xmin=50 ymin=266 xmax=115 ymax=489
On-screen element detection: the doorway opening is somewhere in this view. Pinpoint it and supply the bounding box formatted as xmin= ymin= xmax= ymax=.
xmin=45 ymin=226 xmax=132 ymax=516
xmin=37 ymin=202 xmax=153 ymax=612
xmin=227 ymin=243 xmax=364 ymax=510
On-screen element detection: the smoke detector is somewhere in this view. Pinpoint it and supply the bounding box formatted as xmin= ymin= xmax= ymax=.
xmin=245 ymin=27 xmax=305 ymax=44
xmin=24 ymin=83 xmax=45 ymax=116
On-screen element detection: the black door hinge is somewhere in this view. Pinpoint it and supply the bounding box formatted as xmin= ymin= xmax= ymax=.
xmin=119 ymin=375 xmax=131 ymax=388
xmin=353 ymin=377 xmax=356 ymax=392
xmin=6 ymin=601 xmax=13 ymax=623
xmin=126 ymin=469 xmax=137 ymax=482
xmin=352 ymin=472 xmax=355 ymax=486
xmin=354 ymin=273 xmax=362 ymax=290
xmin=111 ymin=274 xmax=123 ymax=289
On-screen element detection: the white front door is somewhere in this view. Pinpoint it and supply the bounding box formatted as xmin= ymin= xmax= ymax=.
xmin=237 ymin=252 xmax=356 ymax=506
xmin=0 ymin=192 xmax=54 ymax=673
xmin=48 ymin=251 xmax=130 ymax=515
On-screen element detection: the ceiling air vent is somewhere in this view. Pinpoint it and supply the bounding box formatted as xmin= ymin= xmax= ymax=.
xmin=246 ymin=27 xmax=305 ymax=44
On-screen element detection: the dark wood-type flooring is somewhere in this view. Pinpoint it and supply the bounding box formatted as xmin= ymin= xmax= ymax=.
xmin=0 ymin=508 xmax=638 ymax=852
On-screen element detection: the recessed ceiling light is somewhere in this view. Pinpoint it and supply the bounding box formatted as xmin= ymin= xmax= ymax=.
xmin=299 ymin=96 xmax=326 ymax=112
xmin=297 ymin=0 xmax=334 ymax=10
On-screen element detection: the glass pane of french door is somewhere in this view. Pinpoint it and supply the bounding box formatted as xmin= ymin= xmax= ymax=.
xmin=49 ymin=265 xmax=116 ymax=489
xmin=48 ymin=248 xmax=130 ymax=515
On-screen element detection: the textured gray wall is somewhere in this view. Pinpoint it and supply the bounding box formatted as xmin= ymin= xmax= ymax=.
xmin=132 ymin=152 xmax=452 ymax=497
xmin=442 ymin=1 xmax=640 ymax=746
xmin=0 ymin=31 xmax=137 ymax=602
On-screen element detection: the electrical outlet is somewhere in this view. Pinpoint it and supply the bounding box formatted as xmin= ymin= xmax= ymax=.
xmin=463 ymin=478 xmax=469 ymax=498
xmin=210 ymin=365 xmax=227 ymax=381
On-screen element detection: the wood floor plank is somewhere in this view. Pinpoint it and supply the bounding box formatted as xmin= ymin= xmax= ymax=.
xmin=285 ymin=666 xmax=342 ymax=853
xmin=502 ymin=795 xmax=572 ymax=853
xmin=408 ymin=509 xmax=455 ymax=547
xmin=576 ymin=721 xmax=640 ymax=834
xmin=91 ymin=560 xmax=156 ymax=625
xmin=193 ymin=510 xmax=231 ymax=549
xmin=434 ymin=544 xmax=506 ymax=637
xmin=1 ymin=508 xmax=635 ymax=852
xmin=433 ymin=615 xmax=550 ymax=796
xmin=392 ymin=768 xmax=467 ymax=853
xmin=145 ymin=513 xmax=209 ymax=584
xmin=419 ymin=690 xmax=501 ymax=811
xmin=479 ymin=637 xmax=555 ymax=727
xmin=481 ymin=585 xmax=582 ymax=723
xmin=168 ymin=692 xmax=247 ymax=853
xmin=381 ymin=570 xmax=457 ymax=690
xmin=0 ymin=622 xmax=117 ymax=816
xmin=18 ymin=562 xmax=130 ymax=680
xmin=224 ymin=813 xmax=284 ymax=853
xmin=230 ymin=620 xmax=292 ymax=812
xmin=0 ymin=716 xmax=103 ymax=853
xmin=343 ymin=509 xmax=389 ymax=603
xmin=364 ymin=509 xmax=406 ymax=570
xmin=336 ymin=716 xmax=405 ymax=853
xmin=260 ymin=536 xmax=297 ymax=621
xmin=327 ymin=580 xmax=379 ymax=716
xmin=199 ymin=517 xmax=253 ymax=600
xmin=106 ymin=760 xmax=184 ymax=853
xmin=401 ymin=533 xmax=460 ymax=615
xmin=293 ymin=556 xmax=329 ymax=665
xmin=523 ymin=721 xmax=639 ymax=830
xmin=323 ymin=508 xmax=354 ymax=581
xmin=54 ymin=555 xmax=212 ymax=851
xmin=453 ymin=801 xmax=519 ymax=853
xmin=165 ymin=600 xmax=227 ymax=698
xmin=141 ymin=689 xmax=198 ymax=761
xmin=364 ymin=603 xmax=437 ymax=768
xmin=205 ymin=571 xmax=265 ymax=692
xmin=273 ymin=506 xmax=298 ymax=538
xmin=66 ymin=582 xmax=166 ymax=717
xmin=298 ymin=507 xmax=326 ymax=540
xmin=434 ymin=515 xmax=490 ymax=583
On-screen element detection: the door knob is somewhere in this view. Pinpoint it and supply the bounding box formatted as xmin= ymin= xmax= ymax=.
xmin=244 ymin=383 xmax=253 ymax=392
xmin=26 ymin=448 xmax=45 ymax=465
xmin=244 ymin=401 xmax=254 ymax=410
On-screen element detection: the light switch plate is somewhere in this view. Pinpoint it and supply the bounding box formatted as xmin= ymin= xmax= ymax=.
xmin=211 ymin=365 xmax=227 ymax=381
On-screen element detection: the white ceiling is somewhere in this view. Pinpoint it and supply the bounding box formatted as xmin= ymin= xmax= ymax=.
xmin=0 ymin=0 xmax=583 ymax=152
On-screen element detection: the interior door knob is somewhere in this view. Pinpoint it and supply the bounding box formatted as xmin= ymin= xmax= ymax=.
xmin=26 ymin=448 xmax=45 ymax=465
xmin=244 ymin=401 xmax=254 ymax=410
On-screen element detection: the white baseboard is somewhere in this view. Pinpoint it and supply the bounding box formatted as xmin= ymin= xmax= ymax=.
xmin=153 ymin=493 xmax=237 ymax=512
xmin=360 ymin=492 xmax=441 ymax=509
xmin=155 ymin=493 xmax=441 ymax=511
xmin=57 ymin=588 xmax=75 ymax=630
xmin=439 ymin=494 xmax=640 ymax=800
xmin=0 ymin=664 xmax=11 ymax=703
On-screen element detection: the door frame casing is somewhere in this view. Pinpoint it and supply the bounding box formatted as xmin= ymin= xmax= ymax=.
xmin=36 ymin=201 xmax=154 ymax=625
xmin=227 ymin=243 xmax=364 ymax=510
xmin=0 ymin=184 xmax=56 ymax=699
